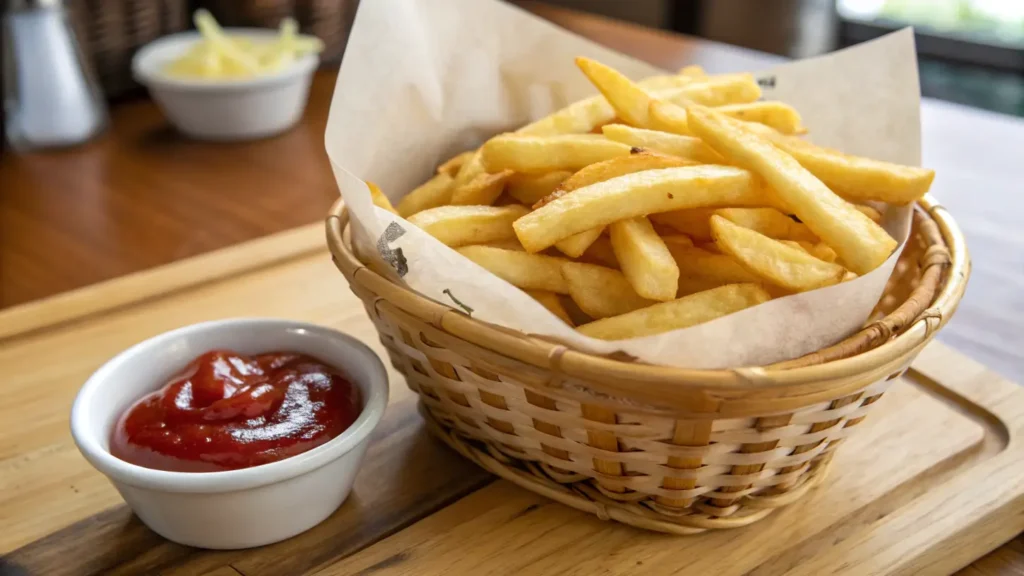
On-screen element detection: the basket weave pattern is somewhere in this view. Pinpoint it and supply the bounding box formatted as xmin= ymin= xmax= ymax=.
xmin=328 ymin=198 xmax=965 ymax=533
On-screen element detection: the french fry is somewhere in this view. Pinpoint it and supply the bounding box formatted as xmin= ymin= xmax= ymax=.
xmin=741 ymin=121 xmax=934 ymax=204
xmin=561 ymin=262 xmax=654 ymax=319
xmin=526 ymin=290 xmax=574 ymax=325
xmin=686 ymin=104 xmax=896 ymax=274
xmin=677 ymin=276 xmax=728 ymax=297
xmin=575 ymin=57 xmax=758 ymax=137
xmin=450 ymin=169 xmax=514 ymax=206
xmin=453 ymin=150 xmax=486 ymax=187
xmin=457 ymin=246 xmax=570 ymax=293
xmin=710 ymin=215 xmax=846 ymax=291
xmin=667 ymin=245 xmax=761 ymax=284
xmin=580 ymin=236 xmax=619 ymax=268
xmin=660 ymin=235 xmax=695 ymax=250
xmin=647 ymin=99 xmax=693 ymax=135
xmin=852 ymin=204 xmax=883 ymax=223
xmin=536 ymin=150 xmax=697 ymax=209
xmin=482 ymin=238 xmax=526 ymax=251
xmin=513 ymin=165 xmax=760 ymax=253
xmin=517 ymin=73 xmax=698 ymax=136
xmin=650 ymin=208 xmax=715 ymax=241
xmin=506 ymin=171 xmax=572 ymax=206
xmin=663 ymin=74 xmax=761 ymax=107
xmin=609 ymin=216 xmax=680 ymax=301
xmin=678 ymin=65 xmax=705 ymax=77
xmin=780 ymin=240 xmax=838 ymax=263
xmin=715 ymin=102 xmax=805 ymax=134
xmin=480 ymin=134 xmax=631 ymax=174
xmin=575 ymin=56 xmax=662 ymax=129
xmin=577 ymin=283 xmax=772 ymax=340
xmin=602 ymin=124 xmax=723 ymax=163
xmin=538 ymin=151 xmax=697 ymax=257
xmin=397 ymin=172 xmax=454 ymax=217
xmin=367 ymin=181 xmax=397 ymax=214
xmin=437 ymin=150 xmax=476 ymax=177
xmin=555 ymin=228 xmax=604 ymax=258
xmin=714 ymin=207 xmax=817 ymax=241
xmin=407 ymin=205 xmax=528 ymax=248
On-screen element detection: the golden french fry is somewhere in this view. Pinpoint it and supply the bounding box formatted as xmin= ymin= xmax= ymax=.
xmin=437 ymin=150 xmax=476 ymax=177
xmin=555 ymin=228 xmax=604 ymax=258
xmin=580 ymin=236 xmax=619 ymax=268
xmin=809 ymin=243 xmax=839 ymax=263
xmin=453 ymin=150 xmax=486 ymax=187
xmin=650 ymin=208 xmax=715 ymax=241
xmin=602 ymin=124 xmax=723 ymax=163
xmin=686 ymin=104 xmax=896 ymax=274
xmin=678 ymin=65 xmax=705 ymax=77
xmin=540 ymin=151 xmax=697 ymax=257
xmin=677 ymin=276 xmax=728 ymax=297
xmin=513 ymin=165 xmax=760 ymax=253
xmin=408 ymin=205 xmax=528 ymax=247
xmin=457 ymin=246 xmax=569 ymax=293
xmin=715 ymin=102 xmax=805 ymax=134
xmin=852 ymin=203 xmax=883 ymax=223
xmin=575 ymin=56 xmax=661 ymax=129
xmin=526 ymin=290 xmax=574 ymax=325
xmin=667 ymin=245 xmax=760 ymax=284
xmin=397 ymin=172 xmax=454 ymax=217
xmin=663 ymin=74 xmax=761 ymax=107
xmin=480 ymin=134 xmax=631 ymax=174
xmin=710 ymin=215 xmax=846 ymax=291
xmin=483 ymin=238 xmax=526 ymax=251
xmin=506 ymin=171 xmax=572 ymax=206
xmin=647 ymin=100 xmax=692 ymax=135
xmin=517 ymin=74 xmax=697 ymax=136
xmin=561 ymin=262 xmax=654 ymax=319
xmin=537 ymin=150 xmax=697 ymax=209
xmin=450 ymin=169 xmax=514 ymax=206
xmin=609 ymin=216 xmax=680 ymax=301
xmin=742 ymin=121 xmax=934 ymax=204
xmin=714 ymin=207 xmax=817 ymax=241
xmin=660 ymin=235 xmax=695 ymax=250
xmin=367 ymin=181 xmax=397 ymax=214
xmin=780 ymin=240 xmax=838 ymax=263
xmin=577 ymin=283 xmax=772 ymax=340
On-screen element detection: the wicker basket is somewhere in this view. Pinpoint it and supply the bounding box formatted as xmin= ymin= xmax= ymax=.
xmin=325 ymin=195 xmax=968 ymax=534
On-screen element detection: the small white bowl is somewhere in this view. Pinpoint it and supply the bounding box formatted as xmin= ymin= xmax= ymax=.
xmin=70 ymin=318 xmax=388 ymax=549
xmin=131 ymin=30 xmax=318 ymax=141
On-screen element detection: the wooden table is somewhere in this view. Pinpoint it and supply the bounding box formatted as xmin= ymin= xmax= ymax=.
xmin=0 ymin=71 xmax=340 ymax=310
xmin=2 ymin=3 xmax=1023 ymax=574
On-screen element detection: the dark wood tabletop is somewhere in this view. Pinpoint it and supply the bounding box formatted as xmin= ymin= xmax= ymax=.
xmin=0 ymin=73 xmax=340 ymax=309
xmin=1 ymin=2 xmax=1022 ymax=572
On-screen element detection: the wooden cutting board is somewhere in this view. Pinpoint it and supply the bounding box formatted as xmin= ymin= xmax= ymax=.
xmin=2 ymin=223 xmax=1024 ymax=576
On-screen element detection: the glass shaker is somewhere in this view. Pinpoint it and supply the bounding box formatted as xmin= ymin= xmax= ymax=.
xmin=2 ymin=0 xmax=108 ymax=150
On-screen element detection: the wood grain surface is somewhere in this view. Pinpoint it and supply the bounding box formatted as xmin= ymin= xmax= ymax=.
xmin=0 ymin=71 xmax=340 ymax=309
xmin=2 ymin=236 xmax=1024 ymax=576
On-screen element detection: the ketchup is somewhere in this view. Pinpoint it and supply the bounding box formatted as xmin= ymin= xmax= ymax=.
xmin=111 ymin=350 xmax=362 ymax=472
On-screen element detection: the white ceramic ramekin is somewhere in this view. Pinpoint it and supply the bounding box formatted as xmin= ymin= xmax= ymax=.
xmin=70 ymin=318 xmax=388 ymax=549
xmin=131 ymin=30 xmax=318 ymax=141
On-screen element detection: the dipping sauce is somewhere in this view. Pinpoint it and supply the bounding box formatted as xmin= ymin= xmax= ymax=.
xmin=111 ymin=350 xmax=361 ymax=472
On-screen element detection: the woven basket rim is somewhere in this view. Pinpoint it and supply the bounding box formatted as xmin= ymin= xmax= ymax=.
xmin=326 ymin=195 xmax=968 ymax=395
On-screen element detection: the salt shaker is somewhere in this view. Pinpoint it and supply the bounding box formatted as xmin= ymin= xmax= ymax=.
xmin=2 ymin=0 xmax=108 ymax=150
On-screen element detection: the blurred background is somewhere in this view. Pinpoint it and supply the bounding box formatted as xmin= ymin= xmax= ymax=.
xmin=4 ymin=0 xmax=1021 ymax=113
xmin=531 ymin=0 xmax=1024 ymax=117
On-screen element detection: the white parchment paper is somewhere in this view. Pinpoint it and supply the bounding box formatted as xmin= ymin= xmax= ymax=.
xmin=325 ymin=0 xmax=921 ymax=369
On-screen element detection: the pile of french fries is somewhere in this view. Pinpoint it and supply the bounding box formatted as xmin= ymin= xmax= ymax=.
xmin=368 ymin=57 xmax=935 ymax=341
xmin=164 ymin=10 xmax=324 ymax=79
